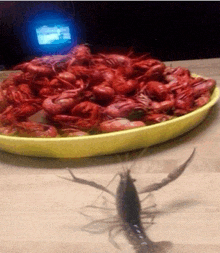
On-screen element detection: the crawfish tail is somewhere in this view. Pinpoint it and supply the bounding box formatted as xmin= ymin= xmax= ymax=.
xmin=135 ymin=240 xmax=173 ymax=253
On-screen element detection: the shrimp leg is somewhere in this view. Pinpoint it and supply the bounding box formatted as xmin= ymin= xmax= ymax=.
xmin=139 ymin=148 xmax=196 ymax=194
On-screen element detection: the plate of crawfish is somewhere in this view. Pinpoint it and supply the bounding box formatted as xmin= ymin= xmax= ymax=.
xmin=0 ymin=45 xmax=219 ymax=158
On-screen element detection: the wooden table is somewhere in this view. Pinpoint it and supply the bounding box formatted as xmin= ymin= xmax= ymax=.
xmin=0 ymin=58 xmax=220 ymax=252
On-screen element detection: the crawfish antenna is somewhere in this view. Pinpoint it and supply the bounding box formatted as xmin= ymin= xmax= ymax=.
xmin=127 ymin=148 xmax=147 ymax=172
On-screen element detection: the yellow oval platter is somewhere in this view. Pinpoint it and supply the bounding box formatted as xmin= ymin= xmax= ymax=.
xmin=0 ymin=74 xmax=219 ymax=158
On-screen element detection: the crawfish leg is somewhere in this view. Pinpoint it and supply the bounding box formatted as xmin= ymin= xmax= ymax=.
xmin=81 ymin=216 xmax=119 ymax=234
xmin=59 ymin=169 xmax=115 ymax=197
xmin=108 ymin=225 xmax=123 ymax=250
xmin=139 ymin=148 xmax=196 ymax=194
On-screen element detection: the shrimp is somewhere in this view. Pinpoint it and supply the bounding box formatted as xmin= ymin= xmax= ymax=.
xmin=59 ymin=148 xmax=195 ymax=252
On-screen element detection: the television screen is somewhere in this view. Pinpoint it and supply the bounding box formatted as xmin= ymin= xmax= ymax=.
xmin=36 ymin=25 xmax=72 ymax=45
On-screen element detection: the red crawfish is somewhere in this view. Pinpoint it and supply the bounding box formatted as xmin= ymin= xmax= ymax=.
xmin=15 ymin=121 xmax=58 ymax=137
xmin=103 ymin=97 xmax=146 ymax=121
xmin=92 ymin=83 xmax=115 ymax=104
xmin=111 ymin=76 xmax=139 ymax=95
xmin=1 ymin=44 xmax=215 ymax=136
xmin=59 ymin=127 xmax=89 ymax=137
xmin=191 ymin=77 xmax=216 ymax=98
xmin=42 ymin=90 xmax=82 ymax=115
xmin=0 ymin=88 xmax=8 ymax=113
xmin=5 ymin=84 xmax=35 ymax=105
xmin=13 ymin=62 xmax=55 ymax=77
xmin=133 ymin=59 xmax=166 ymax=81
xmin=67 ymin=44 xmax=93 ymax=67
xmin=59 ymin=148 xmax=195 ymax=252
xmin=0 ymin=125 xmax=17 ymax=135
xmin=13 ymin=55 xmax=69 ymax=76
xmin=163 ymin=66 xmax=191 ymax=85
xmin=51 ymin=101 xmax=102 ymax=131
xmin=95 ymin=53 xmax=133 ymax=69
xmin=99 ymin=118 xmax=146 ymax=132
xmin=0 ymin=102 xmax=42 ymax=125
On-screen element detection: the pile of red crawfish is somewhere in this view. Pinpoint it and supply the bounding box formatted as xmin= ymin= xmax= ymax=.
xmin=0 ymin=45 xmax=216 ymax=137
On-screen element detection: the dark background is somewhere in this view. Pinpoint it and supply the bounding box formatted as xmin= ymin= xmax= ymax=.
xmin=0 ymin=1 xmax=220 ymax=69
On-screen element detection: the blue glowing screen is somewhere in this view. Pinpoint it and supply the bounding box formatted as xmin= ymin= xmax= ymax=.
xmin=36 ymin=25 xmax=72 ymax=45
xmin=22 ymin=7 xmax=79 ymax=55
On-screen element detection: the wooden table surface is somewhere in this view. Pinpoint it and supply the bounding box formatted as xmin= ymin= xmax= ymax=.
xmin=0 ymin=58 xmax=220 ymax=253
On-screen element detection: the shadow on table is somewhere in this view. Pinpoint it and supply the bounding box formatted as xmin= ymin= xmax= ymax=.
xmin=0 ymin=240 xmax=219 ymax=253
xmin=0 ymin=103 xmax=219 ymax=170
